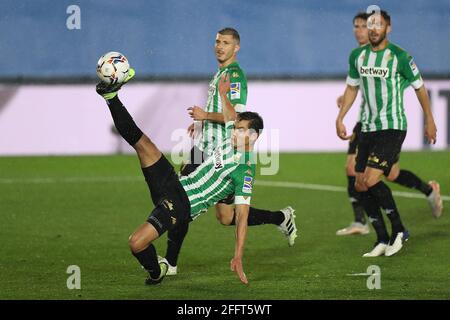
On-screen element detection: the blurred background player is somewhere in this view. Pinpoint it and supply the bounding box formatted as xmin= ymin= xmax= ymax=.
xmin=336 ymin=12 xmax=443 ymax=237
xmin=336 ymin=10 xmax=439 ymax=257
xmin=159 ymin=27 xmax=297 ymax=276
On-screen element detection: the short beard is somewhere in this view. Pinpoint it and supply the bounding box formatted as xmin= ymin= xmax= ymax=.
xmin=370 ymin=32 xmax=386 ymax=47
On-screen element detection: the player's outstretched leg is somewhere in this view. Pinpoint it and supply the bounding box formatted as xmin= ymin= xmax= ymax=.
xmin=97 ymin=69 xmax=169 ymax=284
xmin=387 ymin=166 xmax=443 ymax=218
xmin=96 ymin=69 xmax=162 ymax=168
xmin=220 ymin=205 xmax=298 ymax=247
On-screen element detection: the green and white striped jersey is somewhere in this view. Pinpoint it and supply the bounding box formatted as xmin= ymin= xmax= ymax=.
xmin=197 ymin=61 xmax=248 ymax=156
xmin=347 ymin=42 xmax=423 ymax=132
xmin=181 ymin=121 xmax=256 ymax=219
xmin=357 ymin=94 xmax=366 ymax=123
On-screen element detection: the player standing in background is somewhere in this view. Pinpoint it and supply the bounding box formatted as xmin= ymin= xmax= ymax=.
xmin=336 ymin=12 xmax=371 ymax=236
xmin=336 ymin=12 xmax=443 ymax=237
xmin=336 ymin=10 xmax=440 ymax=257
xmin=158 ymin=28 xmax=298 ymax=276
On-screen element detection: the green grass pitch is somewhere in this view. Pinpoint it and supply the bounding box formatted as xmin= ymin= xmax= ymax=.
xmin=1 ymin=151 xmax=449 ymax=299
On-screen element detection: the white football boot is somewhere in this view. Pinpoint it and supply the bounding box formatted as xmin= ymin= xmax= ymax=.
xmin=362 ymin=242 xmax=388 ymax=257
xmin=385 ymin=230 xmax=409 ymax=257
xmin=277 ymin=206 xmax=298 ymax=247
xmin=157 ymin=256 xmax=177 ymax=276
xmin=336 ymin=221 xmax=370 ymax=236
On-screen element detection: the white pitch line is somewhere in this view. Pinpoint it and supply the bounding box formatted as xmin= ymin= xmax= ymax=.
xmin=346 ymin=273 xmax=380 ymax=277
xmin=255 ymin=180 xmax=450 ymax=202
xmin=0 ymin=176 xmax=449 ymax=202
xmin=0 ymin=176 xmax=142 ymax=184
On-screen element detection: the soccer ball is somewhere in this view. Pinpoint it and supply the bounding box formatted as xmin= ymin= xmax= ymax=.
xmin=96 ymin=52 xmax=130 ymax=84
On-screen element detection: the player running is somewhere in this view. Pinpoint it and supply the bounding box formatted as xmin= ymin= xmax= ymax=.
xmin=336 ymin=12 xmax=443 ymax=237
xmin=96 ymin=70 xmax=262 ymax=285
xmin=160 ymin=27 xmax=297 ymax=276
xmin=336 ymin=10 xmax=440 ymax=257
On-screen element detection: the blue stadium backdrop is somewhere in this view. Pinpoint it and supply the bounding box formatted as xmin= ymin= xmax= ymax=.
xmin=0 ymin=0 xmax=450 ymax=79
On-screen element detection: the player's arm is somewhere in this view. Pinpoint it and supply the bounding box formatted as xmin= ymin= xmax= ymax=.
xmin=188 ymin=106 xmax=226 ymax=123
xmin=336 ymin=85 xmax=359 ymax=140
xmin=189 ymin=70 xmax=247 ymax=123
xmin=218 ymin=73 xmax=237 ymax=123
xmin=229 ymin=164 xmax=254 ymax=284
xmin=336 ymin=50 xmax=360 ymax=140
xmin=400 ymin=53 xmax=437 ymax=144
xmin=231 ymin=203 xmax=249 ymax=284
xmin=205 ymin=112 xmax=225 ymax=123
xmin=415 ymin=85 xmax=437 ymax=144
xmin=336 ymin=95 xmax=344 ymax=108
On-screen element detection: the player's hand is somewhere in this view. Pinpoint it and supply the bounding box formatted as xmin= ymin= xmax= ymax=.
xmin=188 ymin=106 xmax=207 ymax=121
xmin=336 ymin=95 xmax=344 ymax=108
xmin=424 ymin=118 xmax=437 ymax=144
xmin=230 ymin=256 xmax=248 ymax=285
xmin=187 ymin=123 xmax=195 ymax=138
xmin=218 ymin=73 xmax=230 ymax=96
xmin=336 ymin=120 xmax=351 ymax=140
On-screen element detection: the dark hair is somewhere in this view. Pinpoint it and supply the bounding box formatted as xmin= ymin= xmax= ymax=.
xmin=237 ymin=112 xmax=264 ymax=135
xmin=368 ymin=9 xmax=391 ymax=25
xmin=218 ymin=27 xmax=240 ymax=43
xmin=353 ymin=12 xmax=368 ymax=24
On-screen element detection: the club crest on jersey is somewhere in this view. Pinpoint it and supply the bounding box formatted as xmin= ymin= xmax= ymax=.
xmin=242 ymin=176 xmax=253 ymax=193
xmin=360 ymin=66 xmax=389 ymax=78
xmin=232 ymin=72 xmax=239 ymax=78
xmin=233 ymin=153 xmax=242 ymax=163
xmin=230 ymin=82 xmax=241 ymax=99
xmin=214 ymin=148 xmax=224 ymax=170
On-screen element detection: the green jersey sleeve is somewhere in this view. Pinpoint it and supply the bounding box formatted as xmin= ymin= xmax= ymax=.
xmin=398 ymin=52 xmax=424 ymax=90
xmin=231 ymin=163 xmax=255 ymax=205
xmin=346 ymin=48 xmax=361 ymax=87
xmin=227 ymin=67 xmax=248 ymax=112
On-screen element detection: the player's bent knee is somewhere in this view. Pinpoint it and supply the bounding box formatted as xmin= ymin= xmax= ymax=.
xmin=355 ymin=175 xmax=367 ymax=192
xmin=128 ymin=233 xmax=149 ymax=253
xmin=346 ymin=164 xmax=356 ymax=177
xmin=386 ymin=173 xmax=396 ymax=182
xmin=217 ymin=215 xmax=232 ymax=226
xmin=364 ymin=175 xmax=380 ymax=188
xmin=386 ymin=167 xmax=399 ymax=182
xmin=345 ymin=155 xmax=357 ymax=176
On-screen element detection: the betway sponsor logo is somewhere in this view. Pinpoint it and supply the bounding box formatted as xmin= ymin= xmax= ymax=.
xmin=360 ymin=66 xmax=389 ymax=78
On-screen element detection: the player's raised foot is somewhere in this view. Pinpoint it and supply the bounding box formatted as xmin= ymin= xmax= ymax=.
xmin=427 ymin=181 xmax=443 ymax=219
xmin=385 ymin=230 xmax=410 ymax=257
xmin=144 ymin=261 xmax=168 ymax=285
xmin=362 ymin=242 xmax=388 ymax=257
xmin=157 ymin=255 xmax=177 ymax=276
xmin=336 ymin=221 xmax=370 ymax=236
xmin=96 ymin=68 xmax=136 ymax=100
xmin=277 ymin=206 xmax=298 ymax=247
